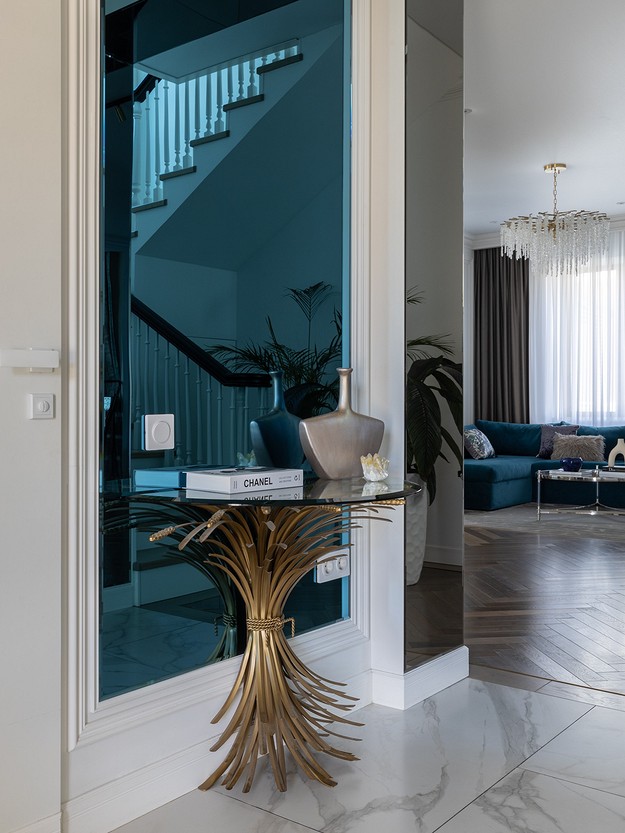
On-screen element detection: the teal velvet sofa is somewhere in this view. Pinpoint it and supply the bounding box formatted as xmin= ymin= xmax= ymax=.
xmin=464 ymin=419 xmax=625 ymax=511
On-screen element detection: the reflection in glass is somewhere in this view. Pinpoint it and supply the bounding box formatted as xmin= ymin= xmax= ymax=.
xmin=100 ymin=0 xmax=350 ymax=700
xmin=404 ymin=1 xmax=465 ymax=670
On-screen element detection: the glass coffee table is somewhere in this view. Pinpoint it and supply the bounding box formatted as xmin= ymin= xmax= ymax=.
xmin=536 ymin=467 xmax=625 ymax=519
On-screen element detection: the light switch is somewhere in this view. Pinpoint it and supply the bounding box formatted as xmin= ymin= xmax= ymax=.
xmin=143 ymin=413 xmax=175 ymax=450
xmin=28 ymin=393 xmax=55 ymax=419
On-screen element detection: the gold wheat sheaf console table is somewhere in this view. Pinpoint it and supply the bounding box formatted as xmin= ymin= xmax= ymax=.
xmin=106 ymin=477 xmax=418 ymax=793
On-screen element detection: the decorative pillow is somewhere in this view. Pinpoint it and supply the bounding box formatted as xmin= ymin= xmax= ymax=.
xmin=551 ymin=433 xmax=605 ymax=461
xmin=537 ymin=424 xmax=579 ymax=459
xmin=464 ymin=427 xmax=495 ymax=460
xmin=474 ymin=419 xmax=542 ymax=456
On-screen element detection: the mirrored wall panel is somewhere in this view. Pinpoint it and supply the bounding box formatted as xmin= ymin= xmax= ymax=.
xmin=100 ymin=0 xmax=351 ymax=700
xmin=404 ymin=0 xmax=464 ymax=670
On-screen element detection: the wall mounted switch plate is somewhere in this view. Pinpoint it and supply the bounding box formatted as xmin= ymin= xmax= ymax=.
xmin=143 ymin=413 xmax=175 ymax=450
xmin=28 ymin=393 xmax=55 ymax=419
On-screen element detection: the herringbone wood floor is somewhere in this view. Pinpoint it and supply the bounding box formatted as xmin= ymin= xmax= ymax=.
xmin=464 ymin=523 xmax=625 ymax=693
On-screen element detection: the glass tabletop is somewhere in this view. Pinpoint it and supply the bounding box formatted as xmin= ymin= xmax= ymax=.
xmin=538 ymin=467 xmax=625 ymax=482
xmin=102 ymin=476 xmax=421 ymax=507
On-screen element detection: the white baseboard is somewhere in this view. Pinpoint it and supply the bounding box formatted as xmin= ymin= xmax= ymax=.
xmin=371 ymin=646 xmax=469 ymax=709
xmin=63 ymin=649 xmax=466 ymax=833
xmin=64 ymin=669 xmax=372 ymax=833
xmin=12 ymin=813 xmax=61 ymax=833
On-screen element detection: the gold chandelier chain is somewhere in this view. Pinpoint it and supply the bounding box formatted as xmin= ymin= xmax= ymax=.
xmin=552 ymin=167 xmax=558 ymax=216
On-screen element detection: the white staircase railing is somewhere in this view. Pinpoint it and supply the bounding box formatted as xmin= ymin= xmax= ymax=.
xmin=132 ymin=39 xmax=300 ymax=209
xmin=131 ymin=300 xmax=271 ymax=467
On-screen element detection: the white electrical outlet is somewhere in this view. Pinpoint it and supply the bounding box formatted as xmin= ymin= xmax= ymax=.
xmin=315 ymin=550 xmax=351 ymax=583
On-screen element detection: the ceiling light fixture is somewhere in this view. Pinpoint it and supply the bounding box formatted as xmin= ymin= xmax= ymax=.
xmin=501 ymin=163 xmax=610 ymax=276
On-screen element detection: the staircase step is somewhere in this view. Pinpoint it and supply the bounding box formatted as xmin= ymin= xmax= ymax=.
xmin=190 ymin=130 xmax=230 ymax=148
xmin=257 ymin=53 xmax=304 ymax=75
xmin=132 ymin=198 xmax=167 ymax=213
xmin=223 ymin=94 xmax=264 ymax=112
xmin=160 ymin=165 xmax=197 ymax=181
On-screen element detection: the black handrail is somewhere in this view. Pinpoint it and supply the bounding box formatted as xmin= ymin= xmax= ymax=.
xmin=131 ymin=295 xmax=270 ymax=389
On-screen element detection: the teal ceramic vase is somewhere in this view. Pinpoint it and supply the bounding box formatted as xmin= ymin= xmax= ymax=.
xmin=250 ymin=371 xmax=304 ymax=468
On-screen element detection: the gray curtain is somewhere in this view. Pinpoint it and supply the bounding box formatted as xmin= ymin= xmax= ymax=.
xmin=474 ymin=247 xmax=529 ymax=423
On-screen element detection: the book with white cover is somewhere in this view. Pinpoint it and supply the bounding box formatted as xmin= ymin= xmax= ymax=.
xmin=184 ymin=467 xmax=304 ymax=494
xmin=184 ymin=486 xmax=304 ymax=502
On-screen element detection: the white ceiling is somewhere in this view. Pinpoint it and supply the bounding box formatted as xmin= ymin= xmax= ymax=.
xmin=464 ymin=0 xmax=625 ymax=237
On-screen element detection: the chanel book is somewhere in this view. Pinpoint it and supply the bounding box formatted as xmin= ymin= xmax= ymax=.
xmin=184 ymin=466 xmax=303 ymax=494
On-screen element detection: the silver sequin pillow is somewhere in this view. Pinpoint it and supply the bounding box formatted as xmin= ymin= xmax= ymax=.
xmin=464 ymin=427 xmax=495 ymax=460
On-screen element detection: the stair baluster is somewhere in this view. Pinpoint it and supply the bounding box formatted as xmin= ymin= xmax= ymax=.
xmin=237 ymin=62 xmax=245 ymax=100
xmin=143 ymin=92 xmax=152 ymax=203
xmin=162 ymin=81 xmax=171 ymax=174
xmin=204 ymin=74 xmax=213 ymax=137
xmin=152 ymin=331 xmax=160 ymax=413
xmin=247 ymin=57 xmax=258 ymax=98
xmin=184 ymin=356 xmax=193 ymax=464
xmin=183 ymin=81 xmax=192 ymax=168
xmin=205 ymin=375 xmax=213 ymax=465
xmin=195 ymin=365 xmax=203 ymax=464
xmin=227 ymin=66 xmax=234 ymax=105
xmin=216 ymin=382 xmax=224 ymax=462
xmin=194 ymin=77 xmax=201 ymax=141
xmin=152 ymin=86 xmax=163 ymax=200
xmin=132 ymin=101 xmax=143 ymax=207
xmin=173 ymin=83 xmax=181 ymax=171
xmin=142 ymin=325 xmax=151 ymax=418
xmin=215 ymin=71 xmax=225 ymax=133
xmin=133 ymin=319 xmax=143 ymax=450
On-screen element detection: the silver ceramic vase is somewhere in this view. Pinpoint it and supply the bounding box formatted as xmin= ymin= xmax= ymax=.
xmin=299 ymin=367 xmax=384 ymax=479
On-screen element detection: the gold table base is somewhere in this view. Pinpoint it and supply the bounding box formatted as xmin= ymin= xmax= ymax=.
xmin=155 ymin=502 xmax=389 ymax=792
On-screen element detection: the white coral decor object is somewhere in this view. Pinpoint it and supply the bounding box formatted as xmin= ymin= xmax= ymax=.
xmin=360 ymin=452 xmax=390 ymax=481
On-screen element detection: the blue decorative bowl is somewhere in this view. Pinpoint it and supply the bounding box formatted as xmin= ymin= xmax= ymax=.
xmin=561 ymin=456 xmax=583 ymax=472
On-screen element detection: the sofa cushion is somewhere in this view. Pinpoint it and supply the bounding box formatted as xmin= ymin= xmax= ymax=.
xmin=464 ymin=455 xmax=537 ymax=483
xmin=464 ymin=427 xmax=495 ymax=459
xmin=578 ymin=425 xmax=625 ymax=456
xmin=537 ymin=423 xmax=579 ymax=458
xmin=475 ymin=419 xmax=542 ymax=456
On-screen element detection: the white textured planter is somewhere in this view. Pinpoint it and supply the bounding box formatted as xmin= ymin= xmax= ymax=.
xmin=405 ymin=477 xmax=428 ymax=584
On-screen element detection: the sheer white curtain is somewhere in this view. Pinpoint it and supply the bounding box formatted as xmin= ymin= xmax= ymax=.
xmin=529 ymin=228 xmax=625 ymax=426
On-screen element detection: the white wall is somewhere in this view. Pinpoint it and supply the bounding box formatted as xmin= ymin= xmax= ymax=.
xmin=134 ymin=257 xmax=238 ymax=348
xmin=236 ymin=177 xmax=343 ymax=355
xmin=0 ymin=3 xmax=62 ymax=832
xmin=405 ymin=17 xmax=464 ymax=567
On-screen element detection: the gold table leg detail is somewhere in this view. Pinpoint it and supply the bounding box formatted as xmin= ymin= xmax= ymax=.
xmin=157 ymin=504 xmax=385 ymax=793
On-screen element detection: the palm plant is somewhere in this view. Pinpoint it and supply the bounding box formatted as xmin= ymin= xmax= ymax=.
xmin=211 ymin=282 xmax=341 ymax=417
xmin=405 ymin=288 xmax=463 ymax=504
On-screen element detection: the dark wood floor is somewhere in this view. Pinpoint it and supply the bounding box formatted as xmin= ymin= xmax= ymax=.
xmin=464 ymin=524 xmax=625 ymax=693
xmin=405 ymin=566 xmax=463 ymax=670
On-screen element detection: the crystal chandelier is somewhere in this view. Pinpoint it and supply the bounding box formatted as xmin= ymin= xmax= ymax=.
xmin=501 ymin=163 xmax=610 ymax=276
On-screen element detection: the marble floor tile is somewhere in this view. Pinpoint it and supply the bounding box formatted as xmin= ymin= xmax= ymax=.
xmin=538 ymin=680 xmax=625 ymax=711
xmin=522 ymin=705 xmax=625 ymax=796
xmin=112 ymin=787 xmax=318 ymax=833
xmin=210 ymin=678 xmax=591 ymax=833
xmin=469 ymin=664 xmax=549 ymax=692
xmin=435 ymin=768 xmax=625 ymax=833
